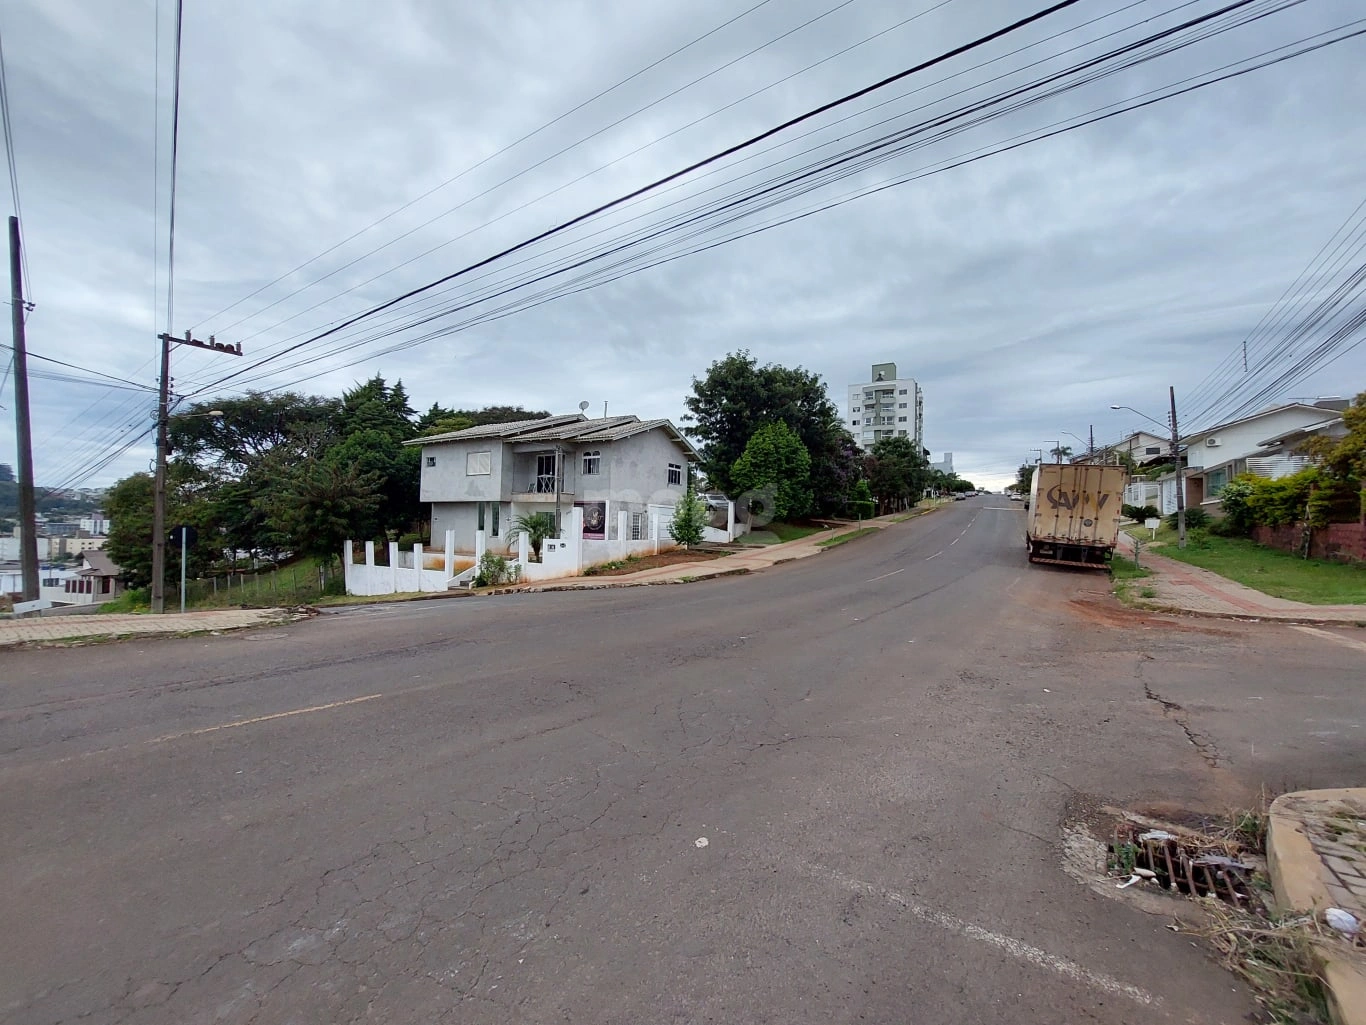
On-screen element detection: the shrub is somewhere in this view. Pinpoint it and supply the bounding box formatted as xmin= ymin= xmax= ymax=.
xmin=1208 ymin=516 xmax=1244 ymax=537
xmin=1185 ymin=526 xmax=1212 ymax=549
xmin=396 ymin=532 xmax=424 ymax=548
xmin=473 ymin=552 xmax=514 ymax=587
xmin=1216 ymin=476 xmax=1257 ymax=535
xmin=1167 ymin=507 xmax=1209 ymax=531
xmin=669 ymin=488 xmax=707 ymax=547
xmin=1122 ymin=503 xmax=1161 ymax=522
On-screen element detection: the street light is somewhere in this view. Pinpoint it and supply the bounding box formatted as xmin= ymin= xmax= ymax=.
xmin=151 ymin=408 xmax=225 ymax=614
xmin=1061 ymin=430 xmax=1089 ymax=459
xmin=1110 ymin=388 xmax=1186 ymax=549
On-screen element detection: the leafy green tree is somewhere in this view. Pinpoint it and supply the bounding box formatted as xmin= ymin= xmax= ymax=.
xmin=416 ymin=404 xmax=550 ymax=434
xmin=683 ymin=351 xmax=840 ymax=499
xmin=1305 ymin=390 xmax=1365 ymax=521
xmin=1049 ymin=444 xmax=1073 ymax=461
xmin=1010 ymin=463 xmax=1036 ymax=495
xmin=851 ymin=479 xmax=876 ymax=520
xmin=104 ymin=467 xmax=220 ymax=588
xmin=668 ymin=488 xmax=707 ymax=547
xmin=810 ymin=432 xmax=866 ymax=516
xmin=1216 ymin=476 xmax=1257 ymax=535
xmin=730 ymin=422 xmax=813 ymax=520
xmin=332 ymin=376 xmax=422 ymax=535
xmin=167 ymin=392 xmax=341 ymax=474
xmin=254 ymin=458 xmax=383 ymax=565
xmin=866 ymin=435 xmax=929 ymax=514
xmin=508 ymin=512 xmax=557 ymax=560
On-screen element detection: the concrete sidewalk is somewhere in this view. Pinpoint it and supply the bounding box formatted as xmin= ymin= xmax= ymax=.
xmin=1116 ymin=532 xmax=1366 ymax=623
xmin=1267 ymin=789 xmax=1366 ymax=1025
xmin=530 ymin=508 xmax=936 ymax=591
xmin=0 ymin=608 xmax=295 ymax=648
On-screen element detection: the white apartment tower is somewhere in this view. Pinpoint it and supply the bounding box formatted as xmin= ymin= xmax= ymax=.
xmin=846 ymin=363 xmax=924 ymax=453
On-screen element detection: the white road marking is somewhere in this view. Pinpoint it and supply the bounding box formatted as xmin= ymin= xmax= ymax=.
xmin=949 ymin=536 xmax=960 ymax=545
xmin=1291 ymin=625 xmax=1366 ymax=655
xmin=805 ymin=864 xmax=1156 ymax=1007
xmin=148 ymin=694 xmax=383 ymax=745
xmin=984 ymin=506 xmax=1017 ymax=510
xmin=926 ymin=552 xmax=943 ymax=560
xmin=866 ymin=567 xmax=907 ymax=582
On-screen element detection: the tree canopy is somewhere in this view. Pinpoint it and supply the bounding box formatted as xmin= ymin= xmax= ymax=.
xmin=683 ymin=351 xmax=841 ymax=501
xmin=730 ymin=421 xmax=813 ymax=520
xmin=866 ymin=435 xmax=929 ymax=514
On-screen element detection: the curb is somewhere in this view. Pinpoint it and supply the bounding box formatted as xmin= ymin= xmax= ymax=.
xmin=1266 ymin=789 xmax=1366 ymax=1025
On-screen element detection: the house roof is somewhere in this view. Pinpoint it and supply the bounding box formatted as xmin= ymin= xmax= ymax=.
xmin=407 ymin=413 xmax=700 ymax=459
xmin=78 ymin=550 xmax=122 ymax=577
xmin=1256 ymin=418 xmax=1348 ymax=449
xmin=1182 ymin=403 xmax=1341 ymax=444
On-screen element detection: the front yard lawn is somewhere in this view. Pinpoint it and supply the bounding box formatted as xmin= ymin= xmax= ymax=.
xmin=816 ymin=527 xmax=880 ymax=548
xmin=767 ymin=521 xmax=826 ymax=543
xmin=1159 ymin=536 xmax=1366 ymax=605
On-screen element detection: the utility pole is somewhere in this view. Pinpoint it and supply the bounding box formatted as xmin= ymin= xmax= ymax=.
xmin=8 ymin=216 xmax=38 ymax=601
xmin=1088 ymin=424 xmax=1095 ymax=460
xmin=150 ymin=331 xmax=241 ymax=613
xmin=1169 ymin=385 xmax=1187 ymax=550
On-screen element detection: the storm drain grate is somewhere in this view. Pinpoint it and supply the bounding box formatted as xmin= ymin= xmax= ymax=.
xmin=1108 ymin=822 xmax=1261 ymax=910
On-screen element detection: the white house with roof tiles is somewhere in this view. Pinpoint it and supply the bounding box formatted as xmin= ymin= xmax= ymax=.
xmin=404 ymin=414 xmax=702 ymax=553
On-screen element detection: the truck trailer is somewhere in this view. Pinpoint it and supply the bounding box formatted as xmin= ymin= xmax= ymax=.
xmin=1025 ymin=463 xmax=1127 ymax=568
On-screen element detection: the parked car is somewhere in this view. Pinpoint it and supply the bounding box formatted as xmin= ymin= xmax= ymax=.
xmin=1009 ymin=492 xmax=1024 ymax=502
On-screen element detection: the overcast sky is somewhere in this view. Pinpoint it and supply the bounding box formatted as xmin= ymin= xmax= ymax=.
xmin=2 ymin=0 xmax=1364 ymax=492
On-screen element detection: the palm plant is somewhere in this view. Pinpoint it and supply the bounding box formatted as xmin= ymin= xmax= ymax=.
xmin=508 ymin=512 xmax=557 ymax=561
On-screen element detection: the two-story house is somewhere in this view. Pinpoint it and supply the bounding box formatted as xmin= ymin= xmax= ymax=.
xmin=406 ymin=414 xmax=699 ymax=552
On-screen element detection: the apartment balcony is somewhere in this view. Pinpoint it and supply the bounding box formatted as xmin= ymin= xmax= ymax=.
xmin=511 ymin=474 xmax=574 ymax=502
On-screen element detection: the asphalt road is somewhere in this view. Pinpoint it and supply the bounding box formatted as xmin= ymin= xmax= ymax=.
xmin=3 ymin=497 xmax=1364 ymax=1024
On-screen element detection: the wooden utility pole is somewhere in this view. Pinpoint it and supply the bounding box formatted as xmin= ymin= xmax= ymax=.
xmin=1170 ymin=385 xmax=1187 ymax=550
xmin=149 ymin=331 xmax=241 ymax=613
xmin=8 ymin=216 xmax=38 ymax=601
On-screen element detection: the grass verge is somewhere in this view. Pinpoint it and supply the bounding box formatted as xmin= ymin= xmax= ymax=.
xmin=1160 ymin=536 xmax=1366 ymax=605
xmin=767 ymin=522 xmax=824 ymax=543
xmin=816 ymin=527 xmax=880 ymax=548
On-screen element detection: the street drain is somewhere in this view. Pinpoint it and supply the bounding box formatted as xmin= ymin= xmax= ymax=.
xmin=1108 ymin=821 xmax=1260 ymax=910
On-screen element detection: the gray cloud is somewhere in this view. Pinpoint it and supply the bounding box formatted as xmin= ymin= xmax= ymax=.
xmin=2 ymin=0 xmax=1363 ymax=491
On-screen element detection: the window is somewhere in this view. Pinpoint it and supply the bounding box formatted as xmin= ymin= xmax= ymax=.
xmin=1206 ymin=467 xmax=1229 ymax=497
xmin=582 ymin=450 xmax=601 ymax=475
xmin=477 ymin=502 xmax=485 ymax=531
xmin=1145 ymin=446 xmax=1162 ymax=455
xmin=631 ymin=511 xmax=647 ymax=540
xmin=864 ymin=390 xmax=873 ymax=397
xmin=850 ymin=420 xmax=859 ymax=427
xmin=864 ymin=418 xmax=872 ymax=425
xmin=667 ymin=463 xmax=683 ymax=486
xmin=466 ymin=450 xmax=492 ymax=475
xmin=898 ymin=416 xmax=907 ymax=422
xmin=491 ymin=503 xmax=500 ymax=537
xmin=534 ymin=453 xmax=557 ymax=492
xmin=898 ymin=430 xmax=907 ymax=436
xmin=425 ymin=456 xmax=436 ymax=467
xmin=898 ymin=402 xmax=907 ymax=408
xmin=898 ymin=389 xmax=907 ymax=395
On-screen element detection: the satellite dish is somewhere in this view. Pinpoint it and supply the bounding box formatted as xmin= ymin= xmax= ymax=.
xmin=578 ymin=401 xmax=590 ymax=412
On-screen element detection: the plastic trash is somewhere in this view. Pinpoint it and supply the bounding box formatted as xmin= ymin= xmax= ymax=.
xmin=1325 ymin=908 xmax=1360 ymax=937
xmin=1138 ymin=829 xmax=1177 ymax=842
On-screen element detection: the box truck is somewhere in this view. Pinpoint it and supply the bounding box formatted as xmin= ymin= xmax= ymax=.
xmin=1026 ymin=463 xmax=1127 ymax=568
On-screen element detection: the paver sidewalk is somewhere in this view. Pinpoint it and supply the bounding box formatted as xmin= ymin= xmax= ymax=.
xmin=1267 ymin=789 xmax=1366 ymax=1025
xmin=1116 ymin=532 xmax=1366 ymax=623
xmin=0 ymin=608 xmax=293 ymax=649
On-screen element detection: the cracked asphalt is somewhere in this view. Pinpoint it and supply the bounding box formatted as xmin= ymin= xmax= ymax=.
xmin=3 ymin=497 xmax=1364 ymax=1024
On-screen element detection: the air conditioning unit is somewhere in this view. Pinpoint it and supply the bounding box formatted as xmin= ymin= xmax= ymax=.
xmin=1205 ymin=437 xmax=1221 ymax=447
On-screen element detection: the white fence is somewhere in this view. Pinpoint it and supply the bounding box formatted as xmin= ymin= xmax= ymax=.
xmin=344 ymin=532 xmax=477 ymax=596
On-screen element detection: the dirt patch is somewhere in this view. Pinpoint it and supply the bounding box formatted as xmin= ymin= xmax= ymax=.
xmin=1066 ymin=597 xmax=1236 ymax=634
xmin=582 ymin=550 xmax=723 ymax=576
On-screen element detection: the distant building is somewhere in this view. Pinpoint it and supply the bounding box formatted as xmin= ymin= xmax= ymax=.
xmin=846 ymin=363 xmax=924 ymax=453
xmin=931 ymin=452 xmax=953 ymax=476
xmin=79 ymin=512 xmax=110 ymax=535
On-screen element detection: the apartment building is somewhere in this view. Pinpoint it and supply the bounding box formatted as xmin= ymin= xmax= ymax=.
xmin=846 ymin=362 xmax=924 ymax=452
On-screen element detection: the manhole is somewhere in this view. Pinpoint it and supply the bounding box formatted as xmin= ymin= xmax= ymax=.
xmin=1108 ymin=820 xmax=1261 ymax=911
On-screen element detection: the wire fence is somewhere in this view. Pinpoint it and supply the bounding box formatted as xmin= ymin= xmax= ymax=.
xmin=174 ymin=561 xmax=343 ymax=608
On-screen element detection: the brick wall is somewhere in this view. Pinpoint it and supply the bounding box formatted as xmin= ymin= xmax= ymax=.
xmin=1252 ymin=522 xmax=1366 ymax=563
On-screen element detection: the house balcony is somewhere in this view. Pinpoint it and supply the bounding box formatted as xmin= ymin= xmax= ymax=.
xmin=511 ymin=474 xmax=574 ymax=502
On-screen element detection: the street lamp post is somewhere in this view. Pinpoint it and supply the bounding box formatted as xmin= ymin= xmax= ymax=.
xmin=1110 ymin=389 xmax=1186 ymax=549
xmin=1061 ymin=430 xmax=1090 ymax=460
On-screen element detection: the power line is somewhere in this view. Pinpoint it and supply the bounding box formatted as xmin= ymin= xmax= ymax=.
xmin=164 ymin=0 xmax=184 ymax=338
xmin=215 ymin=10 xmax=1360 ymax=399
xmin=0 ymin=344 xmax=157 ymax=391
xmin=195 ymin=0 xmax=1320 ymax=397
xmin=190 ymin=0 xmax=780 ymax=334
xmin=195 ymin=0 xmax=1088 ymax=395
xmin=0 ymin=18 xmax=32 ymax=310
